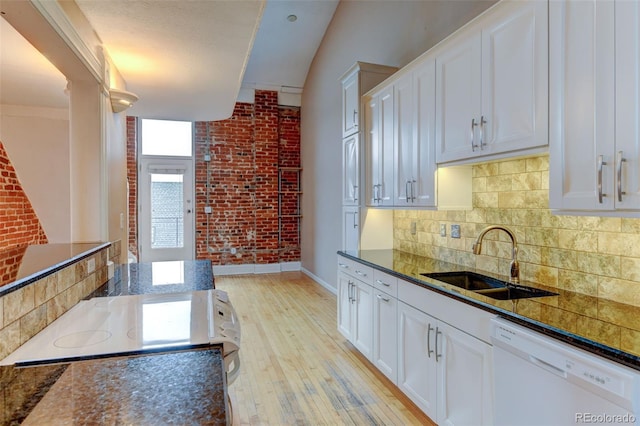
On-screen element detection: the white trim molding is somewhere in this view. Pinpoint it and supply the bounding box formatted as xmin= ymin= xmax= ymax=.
xmin=213 ymin=262 xmax=302 ymax=276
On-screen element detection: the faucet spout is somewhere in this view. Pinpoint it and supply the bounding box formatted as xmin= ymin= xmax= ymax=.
xmin=472 ymin=225 xmax=520 ymax=283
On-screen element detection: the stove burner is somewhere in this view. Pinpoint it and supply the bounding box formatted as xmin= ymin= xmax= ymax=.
xmin=53 ymin=330 xmax=112 ymax=349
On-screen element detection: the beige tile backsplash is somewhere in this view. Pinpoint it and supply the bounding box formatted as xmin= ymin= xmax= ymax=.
xmin=394 ymin=155 xmax=640 ymax=300
xmin=394 ymin=155 xmax=640 ymax=355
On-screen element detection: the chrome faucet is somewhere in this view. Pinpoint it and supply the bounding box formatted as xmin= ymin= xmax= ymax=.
xmin=472 ymin=225 xmax=520 ymax=283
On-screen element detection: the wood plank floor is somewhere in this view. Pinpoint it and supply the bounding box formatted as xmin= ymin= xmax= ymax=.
xmin=215 ymin=272 xmax=434 ymax=426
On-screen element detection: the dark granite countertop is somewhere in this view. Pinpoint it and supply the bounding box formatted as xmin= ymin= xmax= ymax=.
xmin=88 ymin=259 xmax=215 ymax=298
xmin=0 ymin=242 xmax=110 ymax=297
xmin=0 ymin=348 xmax=228 ymax=426
xmin=339 ymin=249 xmax=640 ymax=371
xmin=2 ymin=259 xmax=227 ymax=425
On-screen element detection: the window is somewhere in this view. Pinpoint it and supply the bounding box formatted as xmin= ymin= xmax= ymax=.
xmin=141 ymin=119 xmax=192 ymax=157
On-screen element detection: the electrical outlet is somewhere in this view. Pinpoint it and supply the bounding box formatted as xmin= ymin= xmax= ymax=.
xmin=87 ymin=258 xmax=96 ymax=274
xmin=451 ymin=224 xmax=461 ymax=239
xmin=204 ymin=206 xmax=212 ymax=214
xmin=440 ymin=224 xmax=447 ymax=237
xmin=410 ymin=221 xmax=417 ymax=235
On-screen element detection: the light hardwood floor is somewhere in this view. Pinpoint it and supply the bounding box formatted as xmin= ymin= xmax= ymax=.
xmin=215 ymin=272 xmax=434 ymax=426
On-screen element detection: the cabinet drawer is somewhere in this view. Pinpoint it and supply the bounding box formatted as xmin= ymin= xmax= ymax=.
xmin=337 ymin=256 xmax=355 ymax=273
xmin=373 ymin=269 xmax=398 ymax=297
xmin=337 ymin=255 xmax=374 ymax=284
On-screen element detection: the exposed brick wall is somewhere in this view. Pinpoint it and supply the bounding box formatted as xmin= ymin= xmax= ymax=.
xmin=195 ymin=91 xmax=301 ymax=266
xmin=0 ymin=141 xmax=48 ymax=250
xmin=278 ymin=106 xmax=301 ymax=262
xmin=253 ymin=91 xmax=280 ymax=264
xmin=127 ymin=91 xmax=301 ymax=266
xmin=126 ymin=116 xmax=137 ymax=259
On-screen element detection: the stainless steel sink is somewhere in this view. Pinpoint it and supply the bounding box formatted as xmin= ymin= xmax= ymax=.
xmin=421 ymin=271 xmax=558 ymax=300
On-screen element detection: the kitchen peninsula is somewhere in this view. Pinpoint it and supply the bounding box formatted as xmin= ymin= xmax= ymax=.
xmin=0 ymin=259 xmax=230 ymax=425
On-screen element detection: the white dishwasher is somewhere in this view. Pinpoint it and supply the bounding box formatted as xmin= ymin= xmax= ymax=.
xmin=491 ymin=318 xmax=640 ymax=425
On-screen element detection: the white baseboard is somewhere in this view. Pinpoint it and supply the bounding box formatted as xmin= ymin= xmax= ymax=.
xmin=213 ymin=262 xmax=302 ymax=276
xmin=301 ymin=267 xmax=336 ymax=295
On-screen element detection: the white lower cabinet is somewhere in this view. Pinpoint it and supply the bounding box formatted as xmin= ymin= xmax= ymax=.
xmin=372 ymin=287 xmax=398 ymax=384
xmin=337 ymin=263 xmax=374 ymax=360
xmin=337 ymin=258 xmax=494 ymax=425
xmin=398 ymin=301 xmax=494 ymax=425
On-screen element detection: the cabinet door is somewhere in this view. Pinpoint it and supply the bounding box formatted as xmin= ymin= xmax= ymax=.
xmin=413 ymin=57 xmax=437 ymax=207
xmin=372 ymin=290 xmax=398 ymax=384
xmin=367 ymin=87 xmax=395 ymax=206
xmin=342 ymin=206 xmax=359 ymax=252
xmin=480 ymin=0 xmax=548 ymax=155
xmin=398 ymin=301 xmax=438 ymax=419
xmin=342 ymin=71 xmax=359 ymax=137
xmin=365 ymin=94 xmax=380 ymax=206
xmin=352 ymin=280 xmax=374 ymax=360
xmin=549 ymin=0 xmax=615 ymax=211
xmin=435 ymin=30 xmax=482 ymax=163
xmin=342 ymin=134 xmax=360 ymax=205
xmin=337 ymin=272 xmax=353 ymax=341
xmin=437 ymin=322 xmax=494 ymax=426
xmin=615 ymin=0 xmax=640 ymax=209
xmin=394 ymin=73 xmax=415 ymax=205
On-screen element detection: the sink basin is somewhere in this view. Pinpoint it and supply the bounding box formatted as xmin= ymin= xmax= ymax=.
xmin=421 ymin=271 xmax=558 ymax=300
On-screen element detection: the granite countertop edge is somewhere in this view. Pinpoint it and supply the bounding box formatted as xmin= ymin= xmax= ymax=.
xmin=0 ymin=242 xmax=111 ymax=298
xmin=338 ymin=249 xmax=640 ymax=371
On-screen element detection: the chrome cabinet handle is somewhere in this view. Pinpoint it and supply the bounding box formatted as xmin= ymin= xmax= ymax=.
xmin=339 ymin=262 xmax=349 ymax=269
xmin=406 ymin=181 xmax=411 ymax=203
xmin=617 ymin=151 xmax=627 ymax=202
xmin=471 ymin=118 xmax=479 ymax=151
xmin=479 ymin=116 xmax=487 ymax=150
xmin=355 ymin=270 xmax=367 ymax=277
xmin=353 ymin=184 xmax=358 ymax=202
xmin=597 ymin=155 xmax=607 ymax=204
xmin=435 ymin=327 xmax=442 ymax=362
xmin=376 ymin=294 xmax=390 ymax=302
xmin=376 ymin=279 xmax=391 ymax=287
xmin=352 ymin=213 xmax=358 ymax=229
xmin=427 ymin=323 xmax=434 ymax=358
xmin=353 ymin=109 xmax=358 ymax=127
xmin=347 ymin=280 xmax=352 ymax=303
xmin=411 ymin=179 xmax=416 ymax=202
xmin=373 ymin=183 xmax=380 ymax=203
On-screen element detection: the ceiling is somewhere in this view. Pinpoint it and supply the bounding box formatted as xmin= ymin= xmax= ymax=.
xmin=0 ymin=0 xmax=338 ymax=121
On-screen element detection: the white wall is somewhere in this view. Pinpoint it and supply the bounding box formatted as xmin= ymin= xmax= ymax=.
xmin=301 ymin=0 xmax=496 ymax=289
xmin=0 ymin=105 xmax=71 ymax=243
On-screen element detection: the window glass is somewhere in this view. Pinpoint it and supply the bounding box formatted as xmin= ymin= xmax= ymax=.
xmin=141 ymin=119 xmax=192 ymax=157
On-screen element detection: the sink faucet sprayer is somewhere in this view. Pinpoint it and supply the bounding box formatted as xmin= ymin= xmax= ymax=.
xmin=472 ymin=225 xmax=520 ymax=284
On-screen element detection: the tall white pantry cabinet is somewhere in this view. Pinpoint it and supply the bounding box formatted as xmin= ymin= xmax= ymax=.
xmin=340 ymin=63 xmax=397 ymax=252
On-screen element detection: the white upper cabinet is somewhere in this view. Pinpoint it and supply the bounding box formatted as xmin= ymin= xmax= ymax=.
xmin=342 ymin=133 xmax=360 ymax=206
xmin=366 ymin=86 xmax=395 ymax=206
xmin=341 ymin=62 xmax=398 ymax=139
xmin=342 ymin=71 xmax=360 ymax=138
xmin=394 ymin=60 xmax=437 ymax=206
xmin=549 ymin=0 xmax=640 ymax=213
xmin=393 ymin=73 xmax=416 ymax=205
xmin=435 ymin=0 xmax=548 ymax=164
xmin=411 ymin=58 xmax=438 ymax=207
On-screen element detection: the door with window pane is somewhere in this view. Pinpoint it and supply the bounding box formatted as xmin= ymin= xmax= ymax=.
xmin=139 ymin=159 xmax=194 ymax=262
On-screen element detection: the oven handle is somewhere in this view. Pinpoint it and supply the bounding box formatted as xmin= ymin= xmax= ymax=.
xmin=224 ymin=350 xmax=241 ymax=385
